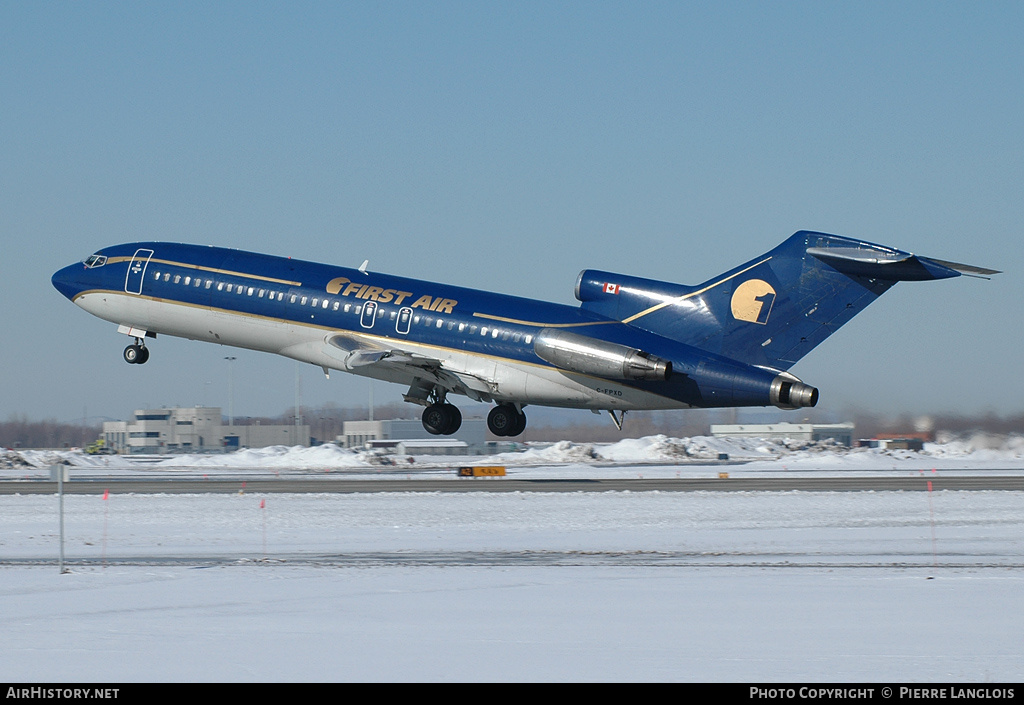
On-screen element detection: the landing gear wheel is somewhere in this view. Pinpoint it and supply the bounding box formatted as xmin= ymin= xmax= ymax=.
xmin=136 ymin=346 xmax=150 ymax=364
xmin=510 ymin=408 xmax=527 ymax=437
xmin=123 ymin=344 xmax=143 ymax=364
xmin=488 ymin=405 xmax=526 ymax=437
xmin=422 ymin=403 xmax=462 ymax=435
xmin=443 ymin=404 xmax=462 ymax=435
xmin=422 ymin=405 xmax=447 ymax=435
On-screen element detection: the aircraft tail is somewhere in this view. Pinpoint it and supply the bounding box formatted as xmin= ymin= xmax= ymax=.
xmin=576 ymin=230 xmax=998 ymax=371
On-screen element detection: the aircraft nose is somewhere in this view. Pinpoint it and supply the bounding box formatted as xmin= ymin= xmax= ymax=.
xmin=52 ymin=263 xmax=88 ymax=301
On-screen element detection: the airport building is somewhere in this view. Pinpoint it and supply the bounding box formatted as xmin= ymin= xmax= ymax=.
xmin=102 ymin=407 xmax=310 ymax=454
xmin=340 ymin=418 xmax=488 ymax=455
xmin=709 ymin=422 xmax=855 ymax=447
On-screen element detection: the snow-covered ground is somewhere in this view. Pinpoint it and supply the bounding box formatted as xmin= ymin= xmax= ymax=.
xmin=2 ymin=435 xmax=1022 ymax=682
xmin=5 ymin=433 xmax=1024 ymax=479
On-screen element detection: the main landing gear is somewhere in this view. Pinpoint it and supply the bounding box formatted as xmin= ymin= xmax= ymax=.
xmin=123 ymin=339 xmax=150 ymax=365
xmin=421 ymin=402 xmax=462 ymax=436
xmin=419 ymin=387 xmax=462 ymax=436
xmin=488 ymin=404 xmax=526 ymax=437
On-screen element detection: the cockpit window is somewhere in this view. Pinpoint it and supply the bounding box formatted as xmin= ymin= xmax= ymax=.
xmin=83 ymin=255 xmax=107 ymax=268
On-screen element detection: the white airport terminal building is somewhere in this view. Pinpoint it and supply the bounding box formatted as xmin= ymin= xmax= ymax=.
xmin=339 ymin=418 xmax=490 ymax=455
xmin=709 ymin=421 xmax=855 ymax=446
xmin=102 ymin=407 xmax=310 ymax=454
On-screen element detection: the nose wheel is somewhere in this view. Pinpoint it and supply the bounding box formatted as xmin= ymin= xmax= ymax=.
xmin=123 ymin=341 xmax=150 ymax=364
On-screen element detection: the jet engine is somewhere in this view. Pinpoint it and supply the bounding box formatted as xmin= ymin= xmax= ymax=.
xmin=770 ymin=374 xmax=819 ymax=410
xmin=533 ymin=329 xmax=672 ymax=381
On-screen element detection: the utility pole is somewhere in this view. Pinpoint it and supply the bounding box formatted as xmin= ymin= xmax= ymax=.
xmin=224 ymin=356 xmax=236 ymax=426
xmin=294 ymin=362 xmax=302 ymax=445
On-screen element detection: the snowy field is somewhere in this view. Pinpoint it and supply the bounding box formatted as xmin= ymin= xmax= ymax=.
xmin=6 ymin=432 xmax=1024 ymax=479
xmin=2 ymin=436 xmax=1023 ymax=682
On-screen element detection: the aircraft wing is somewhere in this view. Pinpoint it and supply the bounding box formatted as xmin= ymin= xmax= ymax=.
xmin=324 ymin=334 xmax=496 ymax=402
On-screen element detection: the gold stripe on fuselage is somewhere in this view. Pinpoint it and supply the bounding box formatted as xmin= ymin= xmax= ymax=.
xmin=105 ymin=256 xmax=302 ymax=287
xmin=619 ymin=256 xmax=772 ymax=324
xmin=472 ymin=312 xmax=619 ymax=328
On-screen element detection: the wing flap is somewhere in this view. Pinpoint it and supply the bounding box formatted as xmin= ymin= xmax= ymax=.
xmin=323 ymin=334 xmax=496 ymax=403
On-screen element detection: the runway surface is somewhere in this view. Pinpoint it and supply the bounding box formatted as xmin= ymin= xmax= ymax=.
xmin=4 ymin=474 xmax=1024 ymax=494
xmin=5 ymin=548 xmax=1022 ymax=570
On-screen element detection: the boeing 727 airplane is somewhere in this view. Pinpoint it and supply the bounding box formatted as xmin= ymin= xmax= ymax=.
xmin=52 ymin=231 xmax=997 ymax=437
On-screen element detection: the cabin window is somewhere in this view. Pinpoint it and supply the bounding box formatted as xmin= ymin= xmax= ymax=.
xmin=226 ymin=284 xmax=233 ymax=292
xmin=468 ymin=325 xmax=477 ymax=334
xmin=290 ymin=295 xmax=297 ymax=304
xmin=173 ymin=275 xmax=181 ymax=284
xmin=163 ymin=273 xmax=170 ymax=282
xmin=153 ymin=272 xmax=161 ymax=280
xmin=413 ymin=315 xmax=421 ymax=325
xmin=194 ymin=278 xmax=202 ymax=287
xmin=183 ymin=276 xmax=191 ymax=286
xmin=480 ymin=327 xmax=488 ymax=336
xmin=436 ymin=319 xmax=444 ymax=328
xmin=258 ymin=289 xmax=265 ymax=298
xmin=247 ymin=287 xmax=254 ymax=296
xmin=332 ymin=301 xmax=340 ymax=311
xmin=458 ymin=323 xmax=466 ymax=332
xmin=525 ymin=335 xmax=533 ymax=344
xmin=300 ymin=296 xmax=307 ymax=305
xmin=344 ymin=303 xmax=351 ymax=313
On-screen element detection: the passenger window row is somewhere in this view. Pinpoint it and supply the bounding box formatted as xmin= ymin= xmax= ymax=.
xmin=149 ymin=269 xmax=533 ymax=344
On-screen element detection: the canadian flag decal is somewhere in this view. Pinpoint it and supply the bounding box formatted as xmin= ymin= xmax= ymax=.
xmin=603 ymin=283 xmax=620 ymax=294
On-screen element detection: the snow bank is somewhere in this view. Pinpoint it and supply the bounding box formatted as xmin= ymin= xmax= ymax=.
xmin=8 ymin=433 xmax=1024 ymax=476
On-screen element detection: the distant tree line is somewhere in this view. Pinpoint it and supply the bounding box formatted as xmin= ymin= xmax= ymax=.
xmin=0 ymin=415 xmax=102 ymax=449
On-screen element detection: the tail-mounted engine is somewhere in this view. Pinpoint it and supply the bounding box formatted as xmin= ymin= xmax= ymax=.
xmin=534 ymin=329 xmax=672 ymax=381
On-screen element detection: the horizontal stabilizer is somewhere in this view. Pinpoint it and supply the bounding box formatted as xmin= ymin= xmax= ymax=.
xmin=808 ymin=246 xmax=1000 ymax=281
xmin=919 ymin=257 xmax=1001 ymax=279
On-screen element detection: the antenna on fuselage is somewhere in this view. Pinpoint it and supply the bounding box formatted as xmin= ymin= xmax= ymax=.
xmin=358 ymin=259 xmax=369 ymax=275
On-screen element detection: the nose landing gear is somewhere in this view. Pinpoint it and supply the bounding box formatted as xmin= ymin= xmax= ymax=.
xmin=123 ymin=339 xmax=150 ymax=364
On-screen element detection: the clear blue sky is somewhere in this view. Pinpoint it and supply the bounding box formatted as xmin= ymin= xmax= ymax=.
xmin=2 ymin=2 xmax=1021 ymax=425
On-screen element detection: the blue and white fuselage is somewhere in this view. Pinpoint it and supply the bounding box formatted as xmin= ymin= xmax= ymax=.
xmin=52 ymin=232 xmax=996 ymax=437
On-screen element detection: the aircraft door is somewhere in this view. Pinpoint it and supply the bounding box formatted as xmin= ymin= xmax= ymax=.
xmin=360 ymin=301 xmax=377 ymax=329
xmin=125 ymin=249 xmax=154 ymax=295
xmin=396 ymin=307 xmax=412 ymax=335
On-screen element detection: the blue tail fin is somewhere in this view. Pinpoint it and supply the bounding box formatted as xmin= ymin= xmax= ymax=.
xmin=576 ymin=231 xmax=996 ymax=371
